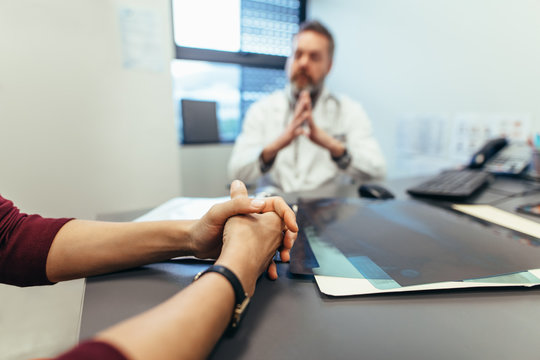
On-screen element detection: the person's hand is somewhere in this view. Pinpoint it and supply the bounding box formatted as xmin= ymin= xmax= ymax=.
xmin=262 ymin=90 xmax=345 ymax=162
xmin=227 ymin=180 xmax=297 ymax=280
xmin=216 ymin=208 xmax=286 ymax=296
xmin=188 ymin=180 xmax=298 ymax=261
xmin=303 ymin=102 xmax=346 ymax=158
xmin=260 ymin=90 xmax=312 ymax=164
xmin=280 ymin=90 xmax=312 ymax=147
xmin=287 ymin=90 xmax=312 ymax=140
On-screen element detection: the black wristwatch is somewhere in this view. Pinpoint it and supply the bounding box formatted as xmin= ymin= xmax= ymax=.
xmin=331 ymin=148 xmax=352 ymax=169
xmin=193 ymin=265 xmax=251 ymax=330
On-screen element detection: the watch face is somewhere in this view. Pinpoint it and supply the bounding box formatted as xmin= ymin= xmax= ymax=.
xmin=336 ymin=152 xmax=351 ymax=169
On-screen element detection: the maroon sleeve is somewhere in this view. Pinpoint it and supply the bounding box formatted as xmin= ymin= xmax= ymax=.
xmin=55 ymin=340 xmax=129 ymax=360
xmin=0 ymin=195 xmax=73 ymax=287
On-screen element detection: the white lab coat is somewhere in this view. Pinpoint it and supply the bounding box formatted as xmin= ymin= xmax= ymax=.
xmin=228 ymin=86 xmax=386 ymax=193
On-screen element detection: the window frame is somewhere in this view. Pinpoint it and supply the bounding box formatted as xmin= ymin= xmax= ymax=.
xmin=171 ymin=0 xmax=307 ymax=69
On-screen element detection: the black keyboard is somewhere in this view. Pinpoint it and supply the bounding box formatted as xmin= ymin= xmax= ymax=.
xmin=407 ymin=169 xmax=493 ymax=200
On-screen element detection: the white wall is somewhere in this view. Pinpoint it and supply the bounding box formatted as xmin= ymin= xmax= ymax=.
xmin=309 ymin=0 xmax=540 ymax=177
xmin=180 ymin=144 xmax=233 ymax=197
xmin=0 ymin=0 xmax=180 ymax=219
xmin=0 ymin=2 xmax=182 ymax=359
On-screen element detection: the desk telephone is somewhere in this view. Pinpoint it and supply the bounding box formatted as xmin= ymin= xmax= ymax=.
xmin=407 ymin=137 xmax=532 ymax=200
xmin=469 ymin=137 xmax=531 ymax=175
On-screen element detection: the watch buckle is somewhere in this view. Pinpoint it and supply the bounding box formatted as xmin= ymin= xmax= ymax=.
xmin=231 ymin=295 xmax=250 ymax=328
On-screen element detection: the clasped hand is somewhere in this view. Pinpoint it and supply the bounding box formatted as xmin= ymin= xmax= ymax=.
xmin=272 ymin=90 xmax=341 ymax=156
xmin=188 ymin=180 xmax=298 ymax=286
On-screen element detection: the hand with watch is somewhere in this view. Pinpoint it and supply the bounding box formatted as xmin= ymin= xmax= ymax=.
xmin=193 ymin=265 xmax=250 ymax=330
xmin=331 ymin=147 xmax=352 ymax=169
xmin=94 ymin=180 xmax=296 ymax=360
xmin=188 ymin=180 xmax=298 ymax=280
xmin=193 ymin=180 xmax=293 ymax=330
xmin=259 ymin=90 xmax=352 ymax=172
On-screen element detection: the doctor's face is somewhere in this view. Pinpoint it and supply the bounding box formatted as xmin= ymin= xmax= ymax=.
xmin=287 ymin=30 xmax=333 ymax=91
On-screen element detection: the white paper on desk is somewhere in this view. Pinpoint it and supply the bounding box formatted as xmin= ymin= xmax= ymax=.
xmin=133 ymin=197 xmax=231 ymax=261
xmin=452 ymin=204 xmax=540 ymax=239
xmin=134 ymin=197 xmax=230 ymax=222
xmin=315 ymin=269 xmax=540 ymax=296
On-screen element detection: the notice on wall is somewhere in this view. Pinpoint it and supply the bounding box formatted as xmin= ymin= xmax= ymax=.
xmin=448 ymin=113 xmax=532 ymax=163
xmin=394 ymin=112 xmax=532 ymax=177
xmin=116 ymin=3 xmax=165 ymax=72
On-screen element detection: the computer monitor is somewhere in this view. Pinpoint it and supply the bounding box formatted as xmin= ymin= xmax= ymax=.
xmin=181 ymin=99 xmax=220 ymax=144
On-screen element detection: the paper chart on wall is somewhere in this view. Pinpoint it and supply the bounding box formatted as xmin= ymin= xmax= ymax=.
xmin=393 ymin=112 xmax=532 ymax=178
xmin=116 ymin=3 xmax=166 ymax=72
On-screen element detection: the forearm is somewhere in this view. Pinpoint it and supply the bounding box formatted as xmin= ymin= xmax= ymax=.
xmin=46 ymin=219 xmax=195 ymax=282
xmin=261 ymin=143 xmax=279 ymax=164
xmin=326 ymin=138 xmax=346 ymax=158
xmin=96 ymin=272 xmax=235 ymax=360
xmin=95 ymin=212 xmax=279 ymax=360
xmin=261 ymin=126 xmax=301 ymax=165
xmin=58 ymin=186 xmax=291 ymax=360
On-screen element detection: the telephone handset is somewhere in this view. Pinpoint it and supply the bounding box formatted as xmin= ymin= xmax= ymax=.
xmin=468 ymin=138 xmax=508 ymax=168
xmin=468 ymin=137 xmax=531 ymax=175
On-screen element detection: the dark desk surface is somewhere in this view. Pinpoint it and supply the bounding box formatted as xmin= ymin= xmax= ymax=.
xmin=81 ymin=176 xmax=540 ymax=359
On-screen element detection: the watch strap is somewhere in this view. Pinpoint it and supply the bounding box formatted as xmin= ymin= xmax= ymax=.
xmin=259 ymin=152 xmax=275 ymax=173
xmin=193 ymin=265 xmax=250 ymax=329
xmin=331 ymin=147 xmax=352 ymax=169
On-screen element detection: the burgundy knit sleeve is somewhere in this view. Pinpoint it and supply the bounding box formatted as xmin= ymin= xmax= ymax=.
xmin=55 ymin=340 xmax=129 ymax=360
xmin=0 ymin=195 xmax=73 ymax=287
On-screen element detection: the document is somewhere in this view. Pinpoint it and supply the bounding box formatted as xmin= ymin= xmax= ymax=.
xmin=117 ymin=3 xmax=166 ymax=73
xmin=134 ymin=197 xmax=230 ymax=222
xmin=315 ymin=269 xmax=540 ymax=296
xmin=452 ymin=204 xmax=540 ymax=239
